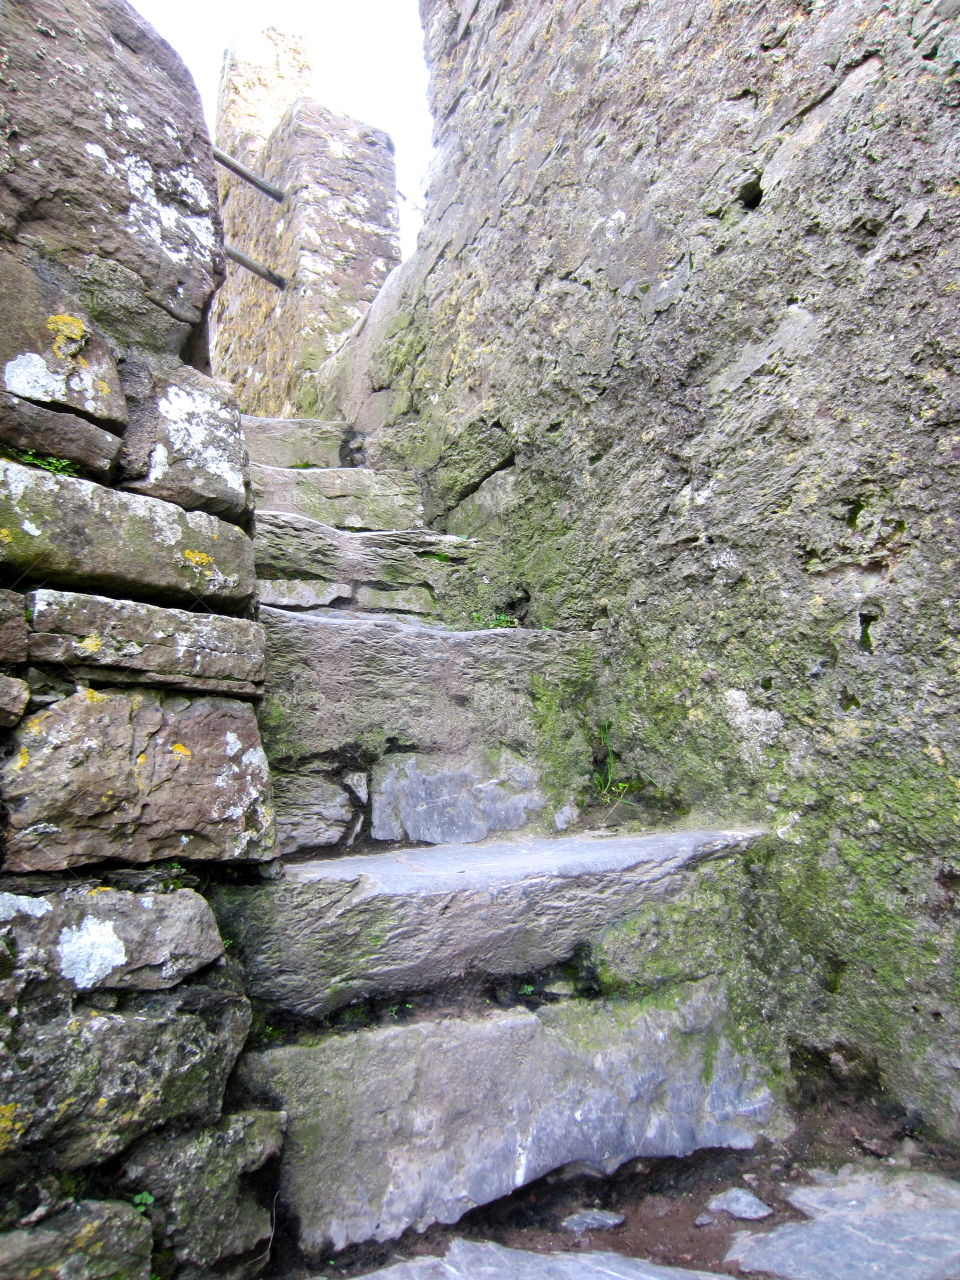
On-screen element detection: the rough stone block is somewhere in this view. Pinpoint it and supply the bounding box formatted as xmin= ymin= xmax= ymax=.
xmin=355 ymin=584 xmax=436 ymax=616
xmin=27 ymin=590 xmax=265 ymax=691
xmin=0 ymin=392 xmax=122 ymax=480
xmin=271 ymin=773 xmax=357 ymax=858
xmin=211 ymin=830 xmax=761 ymax=1019
xmin=251 ymin=464 xmax=423 ymax=530
xmin=0 ymin=1200 xmax=151 ymax=1280
xmin=120 ymin=363 xmax=250 ymax=521
xmin=118 ymin=1112 xmax=285 ymax=1276
xmin=0 ymin=886 xmax=223 ymax=1000
xmin=0 ymin=590 xmax=27 ymax=664
xmin=0 ymin=460 xmax=255 ymax=607
xmin=0 ymin=675 xmax=29 ymax=728
xmin=256 ymin=579 xmax=352 ymax=610
xmin=237 ymin=980 xmax=778 ymax=1253
xmin=242 ymin=414 xmax=348 ymax=468
xmin=1 ymin=688 xmax=274 ymax=872
xmin=370 ymin=750 xmax=546 ymax=844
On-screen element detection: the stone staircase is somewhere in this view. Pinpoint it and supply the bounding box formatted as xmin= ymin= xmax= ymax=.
xmin=225 ymin=415 xmax=783 ymax=1268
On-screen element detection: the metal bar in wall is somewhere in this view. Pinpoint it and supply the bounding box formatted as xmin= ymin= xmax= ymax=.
xmin=224 ymin=244 xmax=287 ymax=291
xmin=212 ymin=145 xmax=286 ymax=202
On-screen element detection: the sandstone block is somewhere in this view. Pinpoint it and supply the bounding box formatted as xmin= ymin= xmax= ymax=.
xmin=242 ymin=415 xmax=348 ymax=468
xmin=237 ymin=981 xmax=777 ymax=1253
xmin=0 ymin=886 xmax=223 ymax=1001
xmin=211 ymin=830 xmax=760 ymax=1019
xmin=0 ymin=591 xmax=27 ymax=664
xmin=0 ymin=1200 xmax=151 ymax=1280
xmin=271 ymin=773 xmax=357 ymax=858
xmin=27 ymin=590 xmax=265 ymax=691
xmin=1 ymin=688 xmax=274 ymax=872
xmin=120 ymin=363 xmax=250 ymax=521
xmin=0 ymin=392 xmax=122 ymax=480
xmin=0 ymin=461 xmax=255 ymax=606
xmin=0 ymin=675 xmax=29 ymax=728
xmin=251 ymin=464 xmax=423 ymax=530
xmin=118 ymin=1112 xmax=285 ymax=1276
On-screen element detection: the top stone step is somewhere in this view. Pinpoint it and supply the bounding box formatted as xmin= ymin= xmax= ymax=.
xmin=250 ymin=464 xmax=424 ymax=531
xmin=241 ymin=415 xmax=349 ymax=470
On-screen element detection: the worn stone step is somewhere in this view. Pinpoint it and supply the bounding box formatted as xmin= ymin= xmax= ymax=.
xmin=253 ymin=510 xmax=477 ymax=617
xmin=349 ymin=1240 xmax=723 ymax=1279
xmin=211 ymin=829 xmax=761 ymax=1018
xmin=241 ymin=415 xmax=349 ymax=469
xmin=257 ymin=608 xmax=597 ymax=848
xmin=250 ymin=464 xmax=423 ymax=531
xmin=237 ymin=979 xmax=779 ymax=1255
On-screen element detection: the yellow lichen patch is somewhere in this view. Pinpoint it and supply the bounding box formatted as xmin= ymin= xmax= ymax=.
xmin=171 ymin=742 xmax=192 ymax=757
xmin=183 ymin=549 xmax=214 ymax=567
xmin=86 ymin=887 xmax=112 ymax=895
xmin=136 ymin=752 xmax=147 ymax=767
xmin=84 ymin=688 xmax=109 ymax=703
xmin=46 ymin=313 xmax=86 ymax=359
xmin=78 ymin=633 xmax=103 ymax=654
xmin=25 ymin=712 xmax=50 ymax=734
xmin=0 ymin=528 xmax=12 ymax=544
xmin=0 ymin=1103 xmax=27 ymax=1153
xmin=95 ymin=378 xmax=111 ymax=395
xmin=14 ymin=746 xmax=29 ymax=771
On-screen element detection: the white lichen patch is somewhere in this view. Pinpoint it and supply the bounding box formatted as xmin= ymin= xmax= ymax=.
xmin=724 ymin=689 xmax=785 ymax=766
xmin=56 ymin=916 xmax=127 ymax=989
xmin=0 ymin=891 xmax=52 ymax=921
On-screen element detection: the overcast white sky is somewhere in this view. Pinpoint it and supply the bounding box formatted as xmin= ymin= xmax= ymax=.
xmin=128 ymin=0 xmax=434 ymax=255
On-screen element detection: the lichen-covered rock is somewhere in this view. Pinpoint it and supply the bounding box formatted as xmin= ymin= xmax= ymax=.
xmin=0 ymin=977 xmax=250 ymax=1172
xmin=0 ymin=392 xmax=122 ymax=480
xmin=237 ymin=980 xmax=779 ymax=1254
xmin=1 ymin=687 xmax=274 ymax=871
xmin=0 ymin=0 xmax=223 ymax=353
xmin=0 ymin=676 xmax=29 ymax=728
xmin=251 ymin=465 xmax=423 ymax=531
xmin=0 ymin=886 xmax=223 ymax=1001
xmin=210 ymin=830 xmax=761 ymax=1019
xmin=242 ymin=415 xmax=348 ymax=469
xmin=27 ymin=590 xmax=265 ymax=693
xmin=119 ymin=363 xmax=251 ymax=522
xmin=0 ymin=1199 xmax=152 ymax=1280
xmin=0 ymin=461 xmax=255 ymax=606
xmin=118 ymin=1112 xmax=285 ymax=1277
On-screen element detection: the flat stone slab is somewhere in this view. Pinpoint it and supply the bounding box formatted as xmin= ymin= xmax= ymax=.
xmin=727 ymin=1168 xmax=960 ymax=1280
xmin=242 ymin=415 xmax=348 ymax=469
xmin=0 ymin=459 xmax=255 ymax=606
xmin=0 ymin=390 xmax=122 ymax=480
xmin=212 ymin=829 xmax=761 ymax=1018
xmin=250 ymin=464 xmax=423 ymax=530
xmin=346 ymin=1239 xmax=721 ymax=1279
xmin=27 ymin=589 xmax=265 ymax=693
xmin=238 ymin=979 xmax=777 ymax=1253
xmin=708 ymin=1187 xmax=772 ymax=1219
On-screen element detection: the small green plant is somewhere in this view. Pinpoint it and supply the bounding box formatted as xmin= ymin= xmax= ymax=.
xmin=3 ymin=447 xmax=80 ymax=477
xmin=131 ymin=1190 xmax=156 ymax=1214
xmin=592 ymin=721 xmax=643 ymax=811
xmin=518 ymin=983 xmax=536 ymax=996
xmin=470 ymin=610 xmax=519 ymax=629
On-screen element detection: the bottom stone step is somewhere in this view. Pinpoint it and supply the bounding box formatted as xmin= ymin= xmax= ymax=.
xmin=237 ymin=979 xmax=778 ymax=1254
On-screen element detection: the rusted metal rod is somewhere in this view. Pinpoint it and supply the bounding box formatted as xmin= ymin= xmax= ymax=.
xmin=212 ymin=145 xmax=286 ymax=202
xmin=224 ymin=244 xmax=286 ymax=291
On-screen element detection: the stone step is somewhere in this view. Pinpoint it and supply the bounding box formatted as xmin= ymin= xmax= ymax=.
xmin=241 ymin=414 xmax=350 ymax=470
xmin=237 ymin=978 xmax=779 ymax=1256
xmin=348 ymin=1240 xmax=724 ymax=1279
xmin=253 ymin=510 xmax=477 ymax=618
xmin=249 ymin=463 xmax=423 ymax=531
xmin=256 ymin=608 xmax=597 ymax=850
xmin=211 ymin=828 xmax=762 ymax=1019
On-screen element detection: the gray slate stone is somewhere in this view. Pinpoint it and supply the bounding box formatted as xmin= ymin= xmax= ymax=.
xmin=0 ymin=460 xmax=255 ymax=607
xmin=251 ymin=464 xmax=423 ymax=530
xmin=2 ymin=687 xmax=274 ymax=871
xmin=120 ymin=364 xmax=250 ymax=522
xmin=0 ymin=886 xmax=223 ymax=999
xmin=0 ymin=1200 xmax=151 ymax=1280
xmin=727 ymin=1169 xmax=960 ymax=1280
xmin=0 ymin=675 xmax=29 ymax=727
xmin=707 ymin=1187 xmax=773 ymax=1220
xmin=242 ymin=415 xmax=348 ymax=468
xmin=27 ymin=589 xmax=265 ymax=692
xmin=118 ymin=1111 xmax=285 ymax=1275
xmin=370 ymin=750 xmax=547 ymax=844
xmin=237 ymin=980 xmax=777 ymax=1252
xmin=561 ymin=1209 xmax=626 ymax=1232
xmin=0 ymin=391 xmax=122 ymax=479
xmin=271 ymin=773 xmax=357 ymax=858
xmin=346 ymin=1238 xmax=720 ymax=1280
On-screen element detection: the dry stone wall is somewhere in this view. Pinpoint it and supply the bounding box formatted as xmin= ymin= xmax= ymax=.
xmin=212 ymin=29 xmax=401 ymax=417
xmin=0 ymin=3 xmax=282 ymax=1276
xmin=313 ymin=0 xmax=960 ymax=1138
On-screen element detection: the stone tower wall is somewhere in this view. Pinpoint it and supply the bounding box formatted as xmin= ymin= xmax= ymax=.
xmin=315 ymin=0 xmax=960 ymax=1136
xmin=211 ymin=30 xmax=401 ymax=418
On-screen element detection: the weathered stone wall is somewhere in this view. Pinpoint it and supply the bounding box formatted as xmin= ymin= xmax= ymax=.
xmin=314 ymin=0 xmax=960 ymax=1136
xmin=211 ymin=29 xmax=401 ymax=418
xmin=0 ymin=3 xmax=282 ymax=1275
